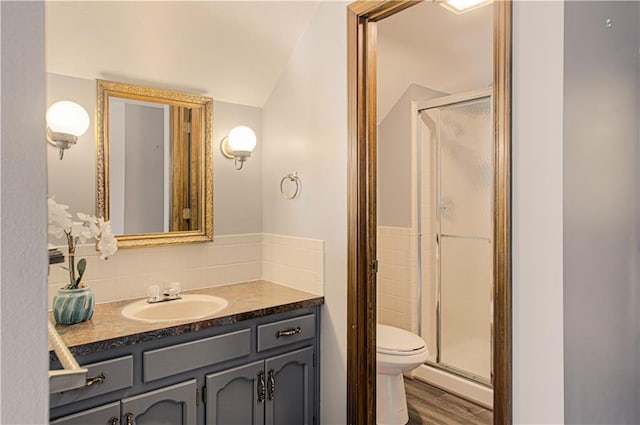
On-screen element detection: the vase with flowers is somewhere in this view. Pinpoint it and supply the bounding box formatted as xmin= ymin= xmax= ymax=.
xmin=48 ymin=197 xmax=118 ymax=324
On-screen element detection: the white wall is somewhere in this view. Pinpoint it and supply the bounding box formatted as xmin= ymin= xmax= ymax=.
xmin=378 ymin=84 xmax=445 ymax=228
xmin=0 ymin=1 xmax=49 ymax=423
xmin=261 ymin=3 xmax=348 ymax=423
xmin=563 ymin=2 xmax=639 ymax=423
xmin=213 ymin=100 xmax=263 ymax=235
xmin=512 ymin=1 xmax=565 ymax=423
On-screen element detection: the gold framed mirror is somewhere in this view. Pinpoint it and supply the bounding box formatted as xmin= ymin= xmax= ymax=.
xmin=96 ymin=79 xmax=213 ymax=248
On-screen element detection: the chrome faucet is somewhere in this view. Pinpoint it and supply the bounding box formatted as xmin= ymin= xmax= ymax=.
xmin=146 ymin=283 xmax=182 ymax=304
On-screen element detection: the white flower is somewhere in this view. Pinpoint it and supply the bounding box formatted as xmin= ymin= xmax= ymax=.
xmin=48 ymin=197 xmax=119 ymax=288
xmin=97 ymin=219 xmax=118 ymax=260
xmin=70 ymin=221 xmax=95 ymax=244
xmin=48 ymin=197 xmax=72 ymax=239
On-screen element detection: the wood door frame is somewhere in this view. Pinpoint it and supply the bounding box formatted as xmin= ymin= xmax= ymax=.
xmin=346 ymin=1 xmax=512 ymax=424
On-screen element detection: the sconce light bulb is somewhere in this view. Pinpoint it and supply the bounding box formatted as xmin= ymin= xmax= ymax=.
xmin=46 ymin=101 xmax=90 ymax=137
xmin=227 ymin=126 xmax=257 ymax=153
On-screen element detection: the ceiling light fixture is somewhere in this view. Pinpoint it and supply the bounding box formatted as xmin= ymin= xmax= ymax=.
xmin=439 ymin=0 xmax=492 ymax=14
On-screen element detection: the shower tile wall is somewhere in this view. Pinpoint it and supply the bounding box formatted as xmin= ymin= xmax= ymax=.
xmin=377 ymin=226 xmax=419 ymax=333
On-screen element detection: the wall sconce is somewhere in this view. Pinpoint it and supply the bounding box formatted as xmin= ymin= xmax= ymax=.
xmin=220 ymin=126 xmax=257 ymax=170
xmin=46 ymin=100 xmax=90 ymax=160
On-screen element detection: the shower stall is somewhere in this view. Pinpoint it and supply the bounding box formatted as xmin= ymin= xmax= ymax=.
xmin=412 ymin=88 xmax=494 ymax=407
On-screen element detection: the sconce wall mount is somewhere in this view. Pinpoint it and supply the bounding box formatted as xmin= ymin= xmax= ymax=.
xmin=47 ymin=128 xmax=78 ymax=160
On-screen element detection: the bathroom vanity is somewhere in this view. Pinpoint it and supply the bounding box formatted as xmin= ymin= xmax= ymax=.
xmin=49 ymin=281 xmax=323 ymax=425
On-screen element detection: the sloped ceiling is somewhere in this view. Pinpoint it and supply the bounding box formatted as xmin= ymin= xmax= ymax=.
xmin=47 ymin=1 xmax=492 ymax=115
xmin=46 ymin=1 xmax=320 ymax=107
xmin=377 ymin=1 xmax=493 ymax=121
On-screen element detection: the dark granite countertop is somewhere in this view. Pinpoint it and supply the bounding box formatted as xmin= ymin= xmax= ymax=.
xmin=50 ymin=280 xmax=323 ymax=357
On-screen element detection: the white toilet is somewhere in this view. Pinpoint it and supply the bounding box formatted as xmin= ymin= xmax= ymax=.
xmin=376 ymin=324 xmax=430 ymax=425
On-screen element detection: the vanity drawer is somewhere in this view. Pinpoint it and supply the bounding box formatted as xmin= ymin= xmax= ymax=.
xmin=143 ymin=328 xmax=251 ymax=382
xmin=257 ymin=313 xmax=316 ymax=352
xmin=50 ymin=401 xmax=120 ymax=425
xmin=50 ymin=355 xmax=134 ymax=408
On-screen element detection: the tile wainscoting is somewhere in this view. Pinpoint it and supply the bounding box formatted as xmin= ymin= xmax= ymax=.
xmin=48 ymin=233 xmax=324 ymax=307
xmin=377 ymin=226 xmax=419 ymax=333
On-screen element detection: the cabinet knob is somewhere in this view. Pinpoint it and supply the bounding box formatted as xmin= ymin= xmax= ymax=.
xmin=124 ymin=412 xmax=134 ymax=425
xmin=257 ymin=371 xmax=266 ymax=403
xmin=267 ymin=369 xmax=276 ymax=400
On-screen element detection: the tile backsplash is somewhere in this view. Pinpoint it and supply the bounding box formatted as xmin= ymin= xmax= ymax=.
xmin=48 ymin=233 xmax=323 ymax=307
xmin=262 ymin=233 xmax=324 ymax=296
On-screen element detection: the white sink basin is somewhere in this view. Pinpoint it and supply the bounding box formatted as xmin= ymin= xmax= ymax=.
xmin=121 ymin=294 xmax=228 ymax=323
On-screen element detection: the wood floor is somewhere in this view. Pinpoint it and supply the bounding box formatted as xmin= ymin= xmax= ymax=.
xmin=405 ymin=377 xmax=493 ymax=425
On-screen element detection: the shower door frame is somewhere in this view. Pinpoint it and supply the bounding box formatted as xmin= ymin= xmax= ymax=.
xmin=346 ymin=1 xmax=512 ymax=424
xmin=415 ymin=88 xmax=494 ymax=387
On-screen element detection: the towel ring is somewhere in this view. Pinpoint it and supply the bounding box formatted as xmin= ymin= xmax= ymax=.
xmin=280 ymin=172 xmax=301 ymax=200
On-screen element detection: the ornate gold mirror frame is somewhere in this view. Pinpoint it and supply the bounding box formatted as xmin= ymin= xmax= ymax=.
xmin=96 ymin=79 xmax=213 ymax=248
xmin=346 ymin=1 xmax=512 ymax=423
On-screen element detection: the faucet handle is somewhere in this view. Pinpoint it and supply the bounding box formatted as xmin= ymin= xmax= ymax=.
xmin=147 ymin=285 xmax=160 ymax=300
xmin=168 ymin=281 xmax=182 ymax=295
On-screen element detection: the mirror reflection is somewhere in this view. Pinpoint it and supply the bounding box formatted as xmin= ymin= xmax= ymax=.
xmin=96 ymin=80 xmax=213 ymax=247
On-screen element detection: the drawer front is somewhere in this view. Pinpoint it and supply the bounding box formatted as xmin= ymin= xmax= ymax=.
xmin=143 ymin=328 xmax=251 ymax=382
xmin=50 ymin=356 xmax=133 ymax=408
xmin=257 ymin=314 xmax=316 ymax=352
xmin=50 ymin=401 xmax=120 ymax=425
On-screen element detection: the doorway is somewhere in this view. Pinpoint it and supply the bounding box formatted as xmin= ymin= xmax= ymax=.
xmin=346 ymin=1 xmax=512 ymax=423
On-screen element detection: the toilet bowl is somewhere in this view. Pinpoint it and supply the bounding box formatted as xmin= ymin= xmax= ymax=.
xmin=376 ymin=324 xmax=430 ymax=425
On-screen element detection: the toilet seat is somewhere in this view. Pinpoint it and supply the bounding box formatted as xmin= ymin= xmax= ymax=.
xmin=376 ymin=324 xmax=426 ymax=356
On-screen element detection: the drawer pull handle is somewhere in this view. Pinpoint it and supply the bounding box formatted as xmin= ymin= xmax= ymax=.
xmin=124 ymin=412 xmax=134 ymax=425
xmin=85 ymin=373 xmax=106 ymax=387
xmin=267 ymin=369 xmax=275 ymax=400
xmin=257 ymin=371 xmax=266 ymax=403
xmin=276 ymin=327 xmax=301 ymax=338
xmin=108 ymin=416 xmax=119 ymax=425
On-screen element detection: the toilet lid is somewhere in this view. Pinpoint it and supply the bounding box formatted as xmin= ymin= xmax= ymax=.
xmin=376 ymin=324 xmax=426 ymax=355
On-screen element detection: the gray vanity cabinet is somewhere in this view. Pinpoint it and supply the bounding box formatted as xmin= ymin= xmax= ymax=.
xmin=205 ymin=347 xmax=314 ymax=425
xmin=50 ymin=307 xmax=320 ymax=425
xmin=264 ymin=347 xmax=314 ymax=425
xmin=205 ymin=360 xmax=265 ymax=424
xmin=120 ymin=379 xmax=197 ymax=425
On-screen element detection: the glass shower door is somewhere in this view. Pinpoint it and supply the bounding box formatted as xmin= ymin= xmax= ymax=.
xmin=420 ymin=96 xmax=493 ymax=384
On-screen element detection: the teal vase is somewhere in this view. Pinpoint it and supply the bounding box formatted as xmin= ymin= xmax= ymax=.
xmin=53 ymin=287 xmax=95 ymax=324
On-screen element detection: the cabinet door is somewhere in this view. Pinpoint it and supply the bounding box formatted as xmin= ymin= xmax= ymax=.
xmin=120 ymin=379 xmax=197 ymax=425
xmin=265 ymin=347 xmax=314 ymax=425
xmin=205 ymin=360 xmax=264 ymax=425
xmin=50 ymin=401 xmax=120 ymax=425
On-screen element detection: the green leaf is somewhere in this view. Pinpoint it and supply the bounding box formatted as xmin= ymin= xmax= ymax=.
xmin=75 ymin=258 xmax=87 ymax=287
